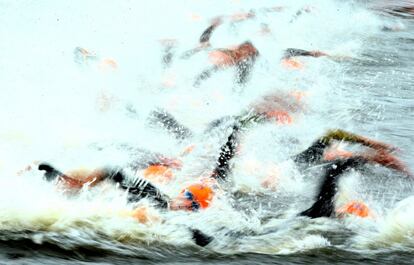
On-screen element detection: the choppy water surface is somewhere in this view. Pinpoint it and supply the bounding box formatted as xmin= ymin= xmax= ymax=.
xmin=0 ymin=0 xmax=414 ymax=264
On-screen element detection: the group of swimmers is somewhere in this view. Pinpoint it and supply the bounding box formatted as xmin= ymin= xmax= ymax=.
xmin=28 ymin=4 xmax=412 ymax=247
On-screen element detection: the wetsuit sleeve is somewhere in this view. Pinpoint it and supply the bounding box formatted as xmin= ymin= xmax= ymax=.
xmin=204 ymin=115 xmax=236 ymax=133
xmin=148 ymin=109 xmax=193 ymax=140
xmin=181 ymin=47 xmax=204 ymax=60
xmin=193 ymin=65 xmax=220 ymax=87
xmin=283 ymin=48 xmax=313 ymax=59
xmin=292 ymin=140 xmax=328 ymax=164
xmin=106 ymin=169 xmax=170 ymax=209
xmin=292 ymin=129 xmax=370 ymax=164
xmin=180 ymin=22 xmax=220 ymax=60
xmin=199 ymin=24 xmax=217 ymax=44
xmin=212 ymin=125 xmax=241 ymax=180
xmin=299 ymin=157 xmax=366 ymax=218
xmin=210 ymin=111 xmax=271 ymax=180
xmin=162 ymin=45 xmax=175 ymax=68
xmin=235 ymin=56 xmax=257 ymax=85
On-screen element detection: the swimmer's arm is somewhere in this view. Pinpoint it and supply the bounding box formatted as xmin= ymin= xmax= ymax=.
xmin=292 ymin=140 xmax=328 ymax=164
xmin=361 ymin=150 xmax=412 ymax=177
xmin=181 ymin=47 xmax=204 ymax=60
xmin=235 ymin=56 xmax=257 ymax=85
xmin=320 ymin=129 xmax=396 ymax=152
xmin=110 ymin=171 xmax=171 ymax=209
xmin=283 ymin=48 xmax=327 ymax=59
xmin=193 ymin=65 xmax=220 ymax=87
xmin=148 ymin=109 xmax=193 ymax=140
xmin=300 ymin=158 xmax=365 ymax=218
xmin=212 ymin=125 xmax=241 ymax=180
xmin=283 ymin=48 xmax=312 ymax=59
xmin=294 ymin=129 xmax=395 ymax=164
xmin=199 ymin=17 xmax=222 ymax=44
xmin=259 ymin=6 xmax=285 ymax=13
xmin=228 ymin=11 xmax=256 ymax=23
xmin=181 ymin=18 xmax=222 ymax=60
xmin=162 ymin=45 xmax=175 ymax=68
xmin=191 ymin=228 xmax=214 ymax=247
xmin=38 ymin=163 xmax=89 ymax=188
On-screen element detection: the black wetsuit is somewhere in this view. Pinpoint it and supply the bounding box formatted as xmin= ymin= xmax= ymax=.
xmin=282 ymin=48 xmax=315 ymax=59
xmin=38 ymin=163 xmax=212 ymax=246
xmin=148 ymin=109 xmax=192 ymax=141
xmin=38 ymin=163 xmax=170 ymax=208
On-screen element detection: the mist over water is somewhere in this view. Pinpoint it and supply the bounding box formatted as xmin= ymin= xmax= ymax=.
xmin=0 ymin=0 xmax=414 ymax=264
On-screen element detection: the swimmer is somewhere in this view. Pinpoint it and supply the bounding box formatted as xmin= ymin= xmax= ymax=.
xmin=281 ymin=48 xmax=328 ymax=69
xmin=213 ymin=124 xmax=410 ymax=218
xmin=148 ymin=107 xmax=409 ymax=215
xmin=181 ymin=10 xmax=258 ymax=60
xmin=148 ymin=91 xmax=304 ymax=146
xmin=37 ymin=162 xmax=213 ymax=246
xmin=34 ymin=126 xmax=409 ymax=247
xmin=183 ymin=4 xmax=286 ymax=58
xmin=73 ymin=46 xmax=118 ymax=71
xmin=283 ymin=48 xmax=328 ymax=60
xmin=194 ymin=41 xmax=259 ymax=86
xmin=180 ymin=17 xmax=223 ymax=60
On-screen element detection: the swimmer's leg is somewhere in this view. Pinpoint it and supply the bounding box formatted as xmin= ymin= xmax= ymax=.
xmin=300 ymin=157 xmax=365 ymax=218
xmin=148 ymin=109 xmax=193 ymax=140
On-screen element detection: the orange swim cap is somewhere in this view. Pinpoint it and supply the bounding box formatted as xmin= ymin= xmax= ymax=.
xmin=337 ymin=201 xmax=371 ymax=218
xmin=143 ymin=164 xmax=170 ymax=177
xmin=181 ymin=183 xmax=213 ymax=210
xmin=142 ymin=164 xmax=173 ymax=184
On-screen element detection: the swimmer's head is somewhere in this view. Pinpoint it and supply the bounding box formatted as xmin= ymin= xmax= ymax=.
xmin=239 ymin=41 xmax=259 ymax=57
xmin=336 ymin=200 xmax=371 ymax=218
xmin=170 ymin=183 xmax=213 ymax=211
xmin=142 ymin=164 xmax=174 ymax=184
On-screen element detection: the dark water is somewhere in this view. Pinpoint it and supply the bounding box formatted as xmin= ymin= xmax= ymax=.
xmin=2 ymin=238 xmax=414 ymax=265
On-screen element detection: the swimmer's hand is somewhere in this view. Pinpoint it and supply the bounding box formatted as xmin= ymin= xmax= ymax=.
xmin=191 ymin=229 xmax=214 ymax=247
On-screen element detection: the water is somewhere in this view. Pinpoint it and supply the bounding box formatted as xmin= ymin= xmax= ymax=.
xmin=0 ymin=0 xmax=414 ymax=264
